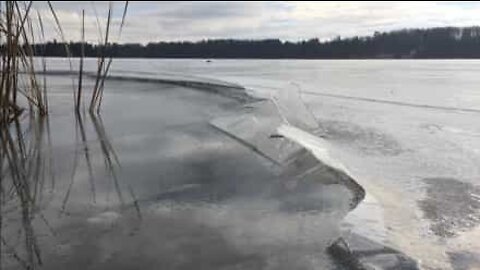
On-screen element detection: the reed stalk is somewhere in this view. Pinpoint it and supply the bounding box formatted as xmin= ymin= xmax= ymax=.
xmin=90 ymin=1 xmax=129 ymax=113
xmin=76 ymin=10 xmax=85 ymax=112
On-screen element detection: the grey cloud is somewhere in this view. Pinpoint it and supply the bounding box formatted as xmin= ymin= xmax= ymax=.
xmin=28 ymin=1 xmax=480 ymax=43
xmin=156 ymin=2 xmax=265 ymax=20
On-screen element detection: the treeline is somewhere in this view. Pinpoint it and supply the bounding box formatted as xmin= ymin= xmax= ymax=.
xmin=31 ymin=26 xmax=480 ymax=59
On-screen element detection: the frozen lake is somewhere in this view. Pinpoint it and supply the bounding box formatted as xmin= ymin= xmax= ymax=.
xmin=2 ymin=59 xmax=480 ymax=269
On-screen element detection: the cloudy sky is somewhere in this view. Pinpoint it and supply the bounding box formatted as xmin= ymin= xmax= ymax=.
xmin=33 ymin=1 xmax=480 ymax=44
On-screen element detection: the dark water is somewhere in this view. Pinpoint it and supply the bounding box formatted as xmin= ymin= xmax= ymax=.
xmin=1 ymin=76 xmax=361 ymax=269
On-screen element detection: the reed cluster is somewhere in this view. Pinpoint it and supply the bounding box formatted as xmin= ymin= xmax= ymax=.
xmin=0 ymin=1 xmax=47 ymax=124
xmin=0 ymin=2 xmax=129 ymax=268
xmin=0 ymin=1 xmax=129 ymax=123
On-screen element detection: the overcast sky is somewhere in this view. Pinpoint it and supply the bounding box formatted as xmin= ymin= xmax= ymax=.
xmin=33 ymin=1 xmax=480 ymax=44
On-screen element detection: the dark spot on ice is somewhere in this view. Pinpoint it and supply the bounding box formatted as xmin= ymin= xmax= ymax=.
xmin=328 ymin=233 xmax=419 ymax=270
xmin=418 ymin=177 xmax=480 ymax=238
xmin=317 ymin=120 xmax=403 ymax=156
xmin=269 ymin=134 xmax=284 ymax=139
xmin=448 ymin=251 xmax=480 ymax=270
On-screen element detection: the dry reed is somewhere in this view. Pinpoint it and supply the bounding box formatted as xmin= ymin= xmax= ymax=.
xmin=1 ymin=2 xmax=130 ymax=269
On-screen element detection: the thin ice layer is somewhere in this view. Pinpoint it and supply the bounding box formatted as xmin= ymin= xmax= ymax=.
xmin=210 ymin=100 xmax=302 ymax=165
xmin=270 ymin=83 xmax=320 ymax=131
xmin=210 ymin=85 xmax=321 ymax=165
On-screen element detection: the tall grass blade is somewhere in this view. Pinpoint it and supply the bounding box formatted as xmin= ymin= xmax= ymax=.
xmin=90 ymin=2 xmax=113 ymax=113
xmin=76 ymin=10 xmax=85 ymax=111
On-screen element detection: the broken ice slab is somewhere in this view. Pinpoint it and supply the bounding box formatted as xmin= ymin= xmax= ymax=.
xmin=211 ymin=99 xmax=365 ymax=214
xmin=210 ymin=100 xmax=303 ymax=165
xmin=270 ymin=83 xmax=320 ymax=131
xmin=210 ymin=84 xmax=323 ymax=165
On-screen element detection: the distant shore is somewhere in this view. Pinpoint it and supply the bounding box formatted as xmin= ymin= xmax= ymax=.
xmin=28 ymin=26 xmax=480 ymax=59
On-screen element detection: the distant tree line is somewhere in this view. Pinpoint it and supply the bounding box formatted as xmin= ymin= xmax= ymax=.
xmin=30 ymin=27 xmax=480 ymax=59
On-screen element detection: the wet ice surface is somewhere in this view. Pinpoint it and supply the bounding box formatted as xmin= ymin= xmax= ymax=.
xmin=419 ymin=177 xmax=480 ymax=238
xmin=6 ymin=59 xmax=480 ymax=269
xmin=305 ymin=93 xmax=480 ymax=269
xmin=317 ymin=120 xmax=404 ymax=156
xmin=38 ymin=58 xmax=480 ymax=111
